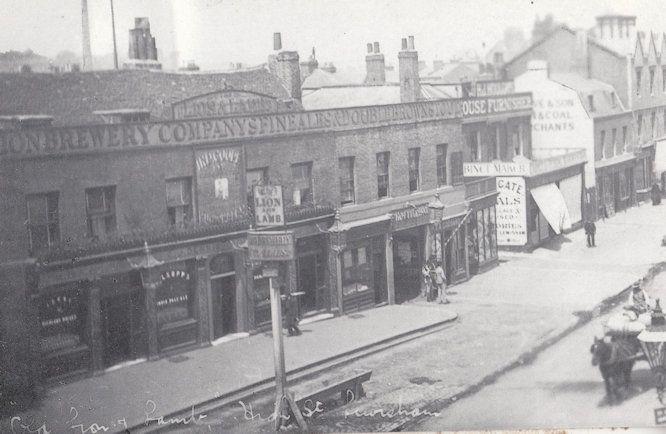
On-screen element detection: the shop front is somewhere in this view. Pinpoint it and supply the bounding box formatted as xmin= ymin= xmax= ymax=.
xmin=295 ymin=234 xmax=329 ymax=315
xmin=634 ymin=143 xmax=655 ymax=202
xmin=38 ymin=282 xmax=90 ymax=379
xmin=467 ymin=203 xmax=498 ymax=275
xmin=154 ymin=261 xmax=198 ymax=353
xmin=209 ymin=253 xmax=238 ymax=339
xmin=596 ymin=156 xmax=636 ymax=218
xmin=391 ymin=205 xmax=430 ymax=304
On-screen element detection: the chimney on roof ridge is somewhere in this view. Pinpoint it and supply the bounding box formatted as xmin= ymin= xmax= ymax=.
xmin=125 ymin=17 xmax=161 ymax=70
xmin=365 ymin=41 xmax=386 ymax=85
xmin=271 ymin=33 xmax=302 ymax=103
xmin=399 ymin=36 xmax=421 ymax=102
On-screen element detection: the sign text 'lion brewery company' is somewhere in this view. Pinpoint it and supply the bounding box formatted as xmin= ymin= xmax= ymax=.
xmin=247 ymin=231 xmax=295 ymax=261
xmin=253 ymin=185 xmax=285 ymax=227
xmin=172 ymin=90 xmax=292 ymax=120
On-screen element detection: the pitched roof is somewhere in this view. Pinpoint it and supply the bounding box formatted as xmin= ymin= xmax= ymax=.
xmin=0 ymin=67 xmax=293 ymax=125
xmin=420 ymin=62 xmax=479 ymax=83
xmin=301 ymin=85 xmax=401 ymax=110
xmin=550 ymin=73 xmax=628 ymax=118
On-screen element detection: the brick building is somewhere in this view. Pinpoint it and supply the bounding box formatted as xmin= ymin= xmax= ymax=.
xmin=501 ymin=14 xmax=666 ymax=210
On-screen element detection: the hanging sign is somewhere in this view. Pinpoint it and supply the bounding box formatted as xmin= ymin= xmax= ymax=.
xmin=253 ymin=185 xmax=285 ymax=227
xmin=248 ymin=230 xmax=294 ymax=261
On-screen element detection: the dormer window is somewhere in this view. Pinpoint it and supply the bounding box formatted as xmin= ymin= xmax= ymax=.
xmin=588 ymin=95 xmax=595 ymax=112
xmin=636 ymin=67 xmax=642 ymax=96
xmin=649 ymin=67 xmax=655 ymax=95
xmin=610 ymin=92 xmax=617 ymax=108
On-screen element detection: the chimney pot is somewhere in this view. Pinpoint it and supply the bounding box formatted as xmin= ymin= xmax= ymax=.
xmin=408 ymin=35 xmax=415 ymax=50
xmin=374 ymin=42 xmax=380 ymax=53
xmin=274 ymin=32 xmax=282 ymax=51
xmin=367 ymin=43 xmax=373 ymax=53
xmin=401 ymin=38 xmax=408 ymax=50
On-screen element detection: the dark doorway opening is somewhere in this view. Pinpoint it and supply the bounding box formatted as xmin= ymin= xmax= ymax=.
xmin=212 ymin=275 xmax=237 ymax=339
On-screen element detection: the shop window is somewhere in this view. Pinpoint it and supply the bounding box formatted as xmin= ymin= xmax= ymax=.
xmin=342 ymin=247 xmax=371 ymax=296
xmin=408 ymin=147 xmax=420 ymax=192
xmin=39 ymin=287 xmax=86 ymax=353
xmin=339 ymin=157 xmax=355 ymax=205
xmin=467 ymin=217 xmax=479 ymax=263
xmin=635 ymin=158 xmax=647 ymax=190
xmin=85 ymin=186 xmax=116 ymax=241
xmin=436 ymin=144 xmax=448 ymax=186
xmin=619 ymin=171 xmax=629 ymax=200
xmin=291 ymin=162 xmax=313 ymax=205
xmin=636 ymin=67 xmax=642 ymax=96
xmin=488 ymin=126 xmax=498 ymax=160
xmin=451 ymin=152 xmax=464 ymax=186
xmin=649 ymin=67 xmax=655 ymax=95
xmin=376 ymin=152 xmax=390 ymax=198
xmin=476 ymin=210 xmax=486 ymax=263
xmin=166 ymin=178 xmax=192 ymax=227
xmin=156 ymin=267 xmax=194 ymax=326
xmin=26 ymin=192 xmax=60 ymax=252
xmin=512 ymin=126 xmax=521 ymax=157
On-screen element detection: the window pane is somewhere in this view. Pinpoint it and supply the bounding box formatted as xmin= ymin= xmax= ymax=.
xmin=30 ymin=225 xmax=49 ymax=250
xmin=27 ymin=195 xmax=47 ymax=224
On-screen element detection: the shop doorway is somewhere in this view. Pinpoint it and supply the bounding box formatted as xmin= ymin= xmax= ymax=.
xmin=297 ymin=254 xmax=318 ymax=313
xmin=101 ymin=293 xmax=135 ymax=367
xmin=211 ymin=275 xmax=237 ymax=339
xmin=373 ymin=249 xmax=387 ymax=304
xmin=393 ymin=227 xmax=424 ymax=303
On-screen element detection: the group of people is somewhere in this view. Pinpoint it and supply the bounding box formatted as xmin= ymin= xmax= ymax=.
xmin=421 ymin=257 xmax=449 ymax=304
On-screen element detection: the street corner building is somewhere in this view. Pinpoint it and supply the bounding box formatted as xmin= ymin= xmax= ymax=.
xmin=0 ymin=16 xmax=657 ymax=395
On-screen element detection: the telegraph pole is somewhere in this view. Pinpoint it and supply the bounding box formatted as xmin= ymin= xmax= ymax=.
xmin=110 ymin=0 xmax=119 ymax=69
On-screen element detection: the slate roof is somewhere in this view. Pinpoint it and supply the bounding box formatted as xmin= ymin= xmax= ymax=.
xmin=0 ymin=66 xmax=293 ymax=126
xmin=550 ymin=73 xmax=628 ymax=118
xmin=302 ymin=85 xmax=401 ymax=110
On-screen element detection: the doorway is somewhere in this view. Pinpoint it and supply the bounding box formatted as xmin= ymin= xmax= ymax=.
xmin=392 ymin=227 xmax=424 ymax=303
xmin=101 ymin=294 xmax=133 ymax=367
xmin=297 ymin=254 xmax=318 ymax=313
xmin=211 ymin=275 xmax=237 ymax=339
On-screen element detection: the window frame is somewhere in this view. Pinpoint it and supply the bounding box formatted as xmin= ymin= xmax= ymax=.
xmin=166 ymin=177 xmax=193 ymax=228
xmin=290 ymin=161 xmax=314 ymax=205
xmin=85 ymin=186 xmax=116 ymax=240
xmin=636 ymin=67 xmax=642 ymax=96
xmin=376 ymin=152 xmax=390 ymax=199
xmin=407 ymin=147 xmax=421 ymax=192
xmin=338 ymin=156 xmax=355 ymax=206
xmin=26 ymin=192 xmax=60 ymax=251
xmin=451 ymin=151 xmax=464 ymax=186
xmin=436 ymin=144 xmax=448 ymax=186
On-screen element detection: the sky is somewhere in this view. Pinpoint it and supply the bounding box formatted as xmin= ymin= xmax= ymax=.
xmin=1 ymin=0 xmax=666 ymax=71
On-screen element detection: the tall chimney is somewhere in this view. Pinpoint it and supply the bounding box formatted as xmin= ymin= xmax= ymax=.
xmin=81 ymin=0 xmax=93 ymax=70
xmin=365 ymin=41 xmax=385 ymax=85
xmin=273 ymin=34 xmax=302 ymax=102
xmin=399 ymin=35 xmax=421 ymax=102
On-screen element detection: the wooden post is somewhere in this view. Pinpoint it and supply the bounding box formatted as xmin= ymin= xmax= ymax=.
xmin=269 ymin=275 xmax=288 ymax=430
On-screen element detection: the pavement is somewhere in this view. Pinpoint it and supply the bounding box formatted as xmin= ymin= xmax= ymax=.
xmin=1 ymin=302 xmax=457 ymax=434
xmin=3 ymin=201 xmax=666 ymax=434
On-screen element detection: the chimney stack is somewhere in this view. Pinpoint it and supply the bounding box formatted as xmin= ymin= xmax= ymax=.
xmin=81 ymin=0 xmax=93 ymax=70
xmin=271 ymin=33 xmax=302 ymax=102
xmin=399 ymin=35 xmax=421 ymax=102
xmin=124 ymin=17 xmax=161 ymax=70
xmin=364 ymin=41 xmax=386 ymax=85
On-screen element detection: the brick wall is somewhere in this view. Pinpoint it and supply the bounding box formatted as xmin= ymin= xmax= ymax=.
xmin=593 ymin=113 xmax=635 ymax=160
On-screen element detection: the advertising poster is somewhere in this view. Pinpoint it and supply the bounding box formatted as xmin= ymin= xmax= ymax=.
xmin=495 ymin=176 xmax=527 ymax=246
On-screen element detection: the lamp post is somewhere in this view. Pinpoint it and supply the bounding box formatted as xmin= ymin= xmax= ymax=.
xmin=428 ymin=193 xmax=445 ymax=262
xmin=637 ymin=299 xmax=666 ymax=422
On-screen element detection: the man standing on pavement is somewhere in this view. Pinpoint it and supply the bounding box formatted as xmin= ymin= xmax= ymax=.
xmin=584 ymin=220 xmax=596 ymax=247
xmin=434 ymin=262 xmax=449 ymax=304
xmin=421 ymin=260 xmax=432 ymax=301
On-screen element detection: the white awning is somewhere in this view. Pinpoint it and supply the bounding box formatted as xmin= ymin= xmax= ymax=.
xmin=530 ymin=183 xmax=572 ymax=234
xmin=655 ymin=139 xmax=666 ymax=175
xmin=330 ymin=214 xmax=391 ymax=232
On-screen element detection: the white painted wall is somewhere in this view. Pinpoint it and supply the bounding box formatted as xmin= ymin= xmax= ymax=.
xmin=514 ymin=66 xmax=596 ymax=187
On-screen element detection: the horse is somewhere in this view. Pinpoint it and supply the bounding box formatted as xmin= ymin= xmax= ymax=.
xmin=590 ymin=336 xmax=641 ymax=404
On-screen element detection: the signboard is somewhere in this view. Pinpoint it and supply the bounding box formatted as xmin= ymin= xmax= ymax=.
xmin=172 ymin=90 xmax=292 ymax=120
xmin=463 ymin=161 xmax=531 ymax=177
xmin=495 ymin=176 xmax=527 ymax=246
xmin=253 ymin=185 xmax=285 ymax=227
xmin=248 ymin=231 xmax=294 ymax=261
xmin=461 ymin=94 xmax=532 ymax=118
xmin=0 ymin=99 xmax=461 ymax=159
xmin=195 ymin=146 xmax=245 ymax=224
xmin=391 ymin=204 xmax=431 ymax=232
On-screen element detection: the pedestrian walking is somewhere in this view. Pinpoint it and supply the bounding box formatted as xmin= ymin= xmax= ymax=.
xmin=584 ymin=221 xmax=592 ymax=247
xmin=280 ymin=285 xmax=301 ymax=336
xmin=434 ymin=262 xmax=448 ymax=304
xmin=651 ymin=182 xmax=662 ymax=205
xmin=588 ymin=220 xmax=596 ymax=247
xmin=421 ymin=261 xmax=432 ymax=300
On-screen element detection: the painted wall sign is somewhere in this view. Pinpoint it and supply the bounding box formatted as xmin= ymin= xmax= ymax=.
xmin=247 ymin=230 xmax=294 ymax=261
xmin=495 ymin=176 xmax=527 ymax=246
xmin=391 ymin=204 xmax=431 ymax=231
xmin=463 ymin=161 xmax=531 ymax=177
xmin=172 ymin=90 xmax=291 ymax=120
xmin=157 ymin=266 xmax=193 ymax=325
xmin=461 ymin=94 xmax=532 ymax=118
xmin=194 ymin=146 xmax=244 ymax=224
xmin=253 ymin=185 xmax=285 ymax=227
xmin=0 ymin=99 xmax=462 ymax=159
